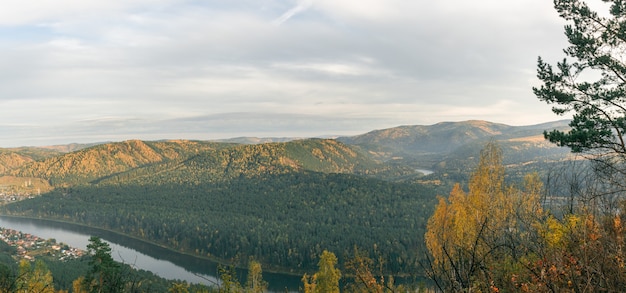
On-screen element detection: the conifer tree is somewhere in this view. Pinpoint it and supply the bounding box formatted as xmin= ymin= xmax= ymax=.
xmin=535 ymin=0 xmax=626 ymax=159
xmin=83 ymin=236 xmax=124 ymax=293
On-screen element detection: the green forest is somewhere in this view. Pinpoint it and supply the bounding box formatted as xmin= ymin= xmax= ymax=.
xmin=1 ymin=172 xmax=435 ymax=274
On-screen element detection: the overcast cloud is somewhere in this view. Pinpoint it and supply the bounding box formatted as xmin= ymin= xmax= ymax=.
xmin=0 ymin=0 xmax=576 ymax=147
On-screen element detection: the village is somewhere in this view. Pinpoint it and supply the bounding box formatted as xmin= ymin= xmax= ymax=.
xmin=0 ymin=227 xmax=84 ymax=261
xmin=0 ymin=179 xmax=44 ymax=204
xmin=0 ymin=192 xmax=35 ymax=204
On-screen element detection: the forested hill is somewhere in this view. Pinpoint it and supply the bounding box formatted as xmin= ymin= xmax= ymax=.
xmin=0 ymin=142 xmax=101 ymax=174
xmin=4 ymin=140 xmax=234 ymax=186
xmin=0 ymin=138 xmax=434 ymax=275
xmin=0 ymin=120 xmax=574 ymax=277
xmin=83 ymin=138 xmax=401 ymax=187
xmin=1 ymin=138 xmax=398 ymax=187
xmin=336 ymin=120 xmax=573 ymax=186
xmin=0 ymin=120 xmax=571 ymax=184
xmin=337 ymin=120 xmax=571 ymax=159
xmin=0 ymin=147 xmax=64 ymax=174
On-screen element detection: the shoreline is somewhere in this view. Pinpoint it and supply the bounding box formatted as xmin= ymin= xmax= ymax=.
xmin=0 ymin=214 xmax=308 ymax=277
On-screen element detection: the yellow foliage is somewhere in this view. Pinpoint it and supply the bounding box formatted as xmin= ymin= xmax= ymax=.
xmin=72 ymin=277 xmax=88 ymax=293
xmin=536 ymin=214 xmax=582 ymax=249
xmin=17 ymin=260 xmax=56 ymax=293
xmin=425 ymin=142 xmax=545 ymax=289
xmin=168 ymin=282 xmax=190 ymax=293
xmin=425 ymin=196 xmax=452 ymax=265
xmin=302 ymin=273 xmax=317 ymax=293
xmin=540 ymin=216 xmax=567 ymax=248
xmin=302 ymin=250 xmax=341 ymax=293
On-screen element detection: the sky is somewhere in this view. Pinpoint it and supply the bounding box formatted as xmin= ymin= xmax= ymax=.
xmin=0 ymin=0 xmax=579 ymax=147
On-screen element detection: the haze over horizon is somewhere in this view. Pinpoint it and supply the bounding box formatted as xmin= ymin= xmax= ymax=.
xmin=0 ymin=0 xmax=584 ymax=147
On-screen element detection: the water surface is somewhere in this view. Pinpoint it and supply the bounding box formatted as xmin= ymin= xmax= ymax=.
xmin=0 ymin=216 xmax=300 ymax=291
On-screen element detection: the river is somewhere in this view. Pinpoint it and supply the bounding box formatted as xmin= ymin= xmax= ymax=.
xmin=0 ymin=216 xmax=301 ymax=292
xmin=415 ymin=169 xmax=434 ymax=176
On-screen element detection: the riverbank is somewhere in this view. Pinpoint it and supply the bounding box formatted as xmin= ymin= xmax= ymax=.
xmin=0 ymin=227 xmax=84 ymax=261
xmin=0 ymin=215 xmax=303 ymax=291
xmin=0 ymin=214 xmax=303 ymax=274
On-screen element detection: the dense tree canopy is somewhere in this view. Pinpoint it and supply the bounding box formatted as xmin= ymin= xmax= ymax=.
xmin=1 ymin=171 xmax=435 ymax=274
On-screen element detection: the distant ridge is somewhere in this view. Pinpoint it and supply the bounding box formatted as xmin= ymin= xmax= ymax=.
xmin=213 ymin=137 xmax=304 ymax=144
xmin=337 ymin=120 xmax=571 ymax=159
xmin=37 ymin=142 xmax=105 ymax=153
xmin=0 ymin=119 xmax=574 ymax=183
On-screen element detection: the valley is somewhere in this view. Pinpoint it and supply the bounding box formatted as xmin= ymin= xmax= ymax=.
xmin=0 ymin=120 xmax=573 ymax=288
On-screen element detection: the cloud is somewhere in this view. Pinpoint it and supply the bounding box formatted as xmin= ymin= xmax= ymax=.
xmin=272 ymin=61 xmax=382 ymax=77
xmin=0 ymin=0 xmax=574 ymax=146
xmin=0 ymin=112 xmax=391 ymax=147
xmin=0 ymin=0 xmax=177 ymax=26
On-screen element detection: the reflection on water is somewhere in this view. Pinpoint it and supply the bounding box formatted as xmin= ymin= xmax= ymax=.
xmin=415 ymin=169 xmax=434 ymax=176
xmin=0 ymin=216 xmax=300 ymax=292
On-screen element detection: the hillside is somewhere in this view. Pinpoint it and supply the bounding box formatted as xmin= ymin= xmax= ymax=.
xmin=0 ymin=138 xmax=433 ymax=275
xmin=0 ymin=138 xmax=397 ymax=187
xmin=0 ymin=152 xmax=35 ymax=175
xmin=0 ymin=120 xmax=576 ymax=197
xmin=0 ymin=120 xmax=572 ymax=184
xmin=0 ymin=120 xmax=578 ymax=277
xmin=338 ymin=120 xmax=570 ymax=158
xmin=338 ymin=120 xmax=571 ymax=173
xmin=0 ymin=147 xmax=64 ymax=174
xmin=4 ymin=140 xmax=234 ymax=186
xmin=86 ymin=138 xmax=405 ymax=187
xmin=339 ymin=120 xmax=512 ymax=155
xmin=0 ymin=147 xmax=64 ymax=196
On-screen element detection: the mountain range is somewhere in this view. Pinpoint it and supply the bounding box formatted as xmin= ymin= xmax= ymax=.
xmin=0 ymin=119 xmax=574 ymax=274
xmin=0 ymin=119 xmax=572 ymax=182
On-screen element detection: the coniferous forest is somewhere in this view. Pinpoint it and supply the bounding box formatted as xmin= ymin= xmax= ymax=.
xmin=2 ymin=172 xmax=435 ymax=274
xmin=0 ymin=121 xmax=573 ymax=292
